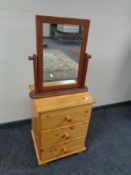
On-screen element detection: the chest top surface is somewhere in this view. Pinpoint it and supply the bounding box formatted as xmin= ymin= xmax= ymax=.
xmin=31 ymin=92 xmax=95 ymax=113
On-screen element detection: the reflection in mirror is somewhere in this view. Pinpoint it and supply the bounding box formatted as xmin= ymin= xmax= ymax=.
xmin=43 ymin=23 xmax=83 ymax=86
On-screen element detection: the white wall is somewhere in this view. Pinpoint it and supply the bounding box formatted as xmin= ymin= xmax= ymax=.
xmin=0 ymin=0 xmax=131 ymax=123
xmin=43 ymin=23 xmax=50 ymax=37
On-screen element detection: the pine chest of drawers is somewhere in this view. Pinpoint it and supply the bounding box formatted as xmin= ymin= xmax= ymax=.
xmin=30 ymin=92 xmax=95 ymax=165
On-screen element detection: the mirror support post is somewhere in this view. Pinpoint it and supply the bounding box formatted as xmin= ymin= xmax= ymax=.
xmin=28 ymin=54 xmax=39 ymax=93
xmin=81 ymin=53 xmax=92 ymax=88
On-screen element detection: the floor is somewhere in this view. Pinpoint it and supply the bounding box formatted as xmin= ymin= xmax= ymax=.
xmin=0 ymin=103 xmax=131 ymax=175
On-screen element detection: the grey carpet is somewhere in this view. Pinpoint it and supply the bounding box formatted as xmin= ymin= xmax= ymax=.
xmin=0 ymin=103 xmax=131 ymax=175
xmin=44 ymin=38 xmax=80 ymax=63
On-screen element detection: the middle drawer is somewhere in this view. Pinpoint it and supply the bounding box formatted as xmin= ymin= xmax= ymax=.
xmin=40 ymin=121 xmax=89 ymax=148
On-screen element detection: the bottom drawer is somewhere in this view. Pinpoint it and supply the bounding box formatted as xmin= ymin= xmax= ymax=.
xmin=40 ymin=137 xmax=86 ymax=162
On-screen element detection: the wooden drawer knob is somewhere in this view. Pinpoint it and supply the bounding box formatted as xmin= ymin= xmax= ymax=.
xmin=65 ymin=115 xmax=72 ymax=122
xmin=62 ymin=146 xmax=68 ymax=154
xmin=70 ymin=126 xmax=74 ymax=130
xmin=85 ymin=110 xmax=88 ymax=113
xmin=63 ymin=132 xmax=70 ymax=139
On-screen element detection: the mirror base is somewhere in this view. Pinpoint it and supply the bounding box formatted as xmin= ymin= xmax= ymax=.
xmin=29 ymin=87 xmax=88 ymax=99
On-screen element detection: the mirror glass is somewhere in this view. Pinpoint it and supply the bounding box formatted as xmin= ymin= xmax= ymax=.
xmin=42 ymin=23 xmax=83 ymax=86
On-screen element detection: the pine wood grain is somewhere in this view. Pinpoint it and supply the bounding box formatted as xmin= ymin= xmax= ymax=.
xmin=32 ymin=130 xmax=86 ymax=166
xmin=40 ymin=136 xmax=86 ymax=163
xmin=29 ymin=85 xmax=95 ymax=113
xmin=31 ymin=101 xmax=40 ymax=152
xmin=40 ymin=105 xmax=92 ymax=131
xmin=30 ymin=92 xmax=95 ymax=165
xmin=40 ymin=121 xmax=90 ymax=148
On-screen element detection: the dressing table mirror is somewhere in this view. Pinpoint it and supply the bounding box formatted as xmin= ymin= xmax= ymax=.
xmin=28 ymin=15 xmax=91 ymax=98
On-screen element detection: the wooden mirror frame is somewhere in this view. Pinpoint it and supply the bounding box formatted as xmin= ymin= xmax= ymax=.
xmin=29 ymin=15 xmax=91 ymax=98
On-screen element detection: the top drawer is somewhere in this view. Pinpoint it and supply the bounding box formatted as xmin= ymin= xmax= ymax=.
xmin=40 ymin=105 xmax=92 ymax=131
